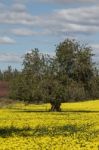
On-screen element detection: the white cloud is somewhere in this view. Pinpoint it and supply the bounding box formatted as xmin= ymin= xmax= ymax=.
xmin=10 ymin=28 xmax=51 ymax=36
xmin=13 ymin=0 xmax=29 ymax=3
xmin=0 ymin=2 xmax=99 ymax=36
xmin=0 ymin=2 xmax=40 ymax=26
xmin=38 ymin=0 xmax=98 ymax=4
xmin=11 ymin=28 xmax=36 ymax=36
xmin=17 ymin=0 xmax=98 ymax=4
xmin=11 ymin=3 xmax=27 ymax=12
xmin=40 ymin=6 xmax=99 ymax=35
xmin=11 ymin=5 xmax=99 ymax=36
xmin=0 ymin=11 xmax=38 ymax=25
xmin=0 ymin=1 xmax=99 ymax=45
xmin=91 ymin=44 xmax=99 ymax=57
xmin=92 ymin=44 xmax=99 ymax=50
xmin=0 ymin=53 xmax=22 ymax=63
xmin=55 ymin=6 xmax=99 ymax=26
xmin=0 ymin=36 xmax=15 ymax=44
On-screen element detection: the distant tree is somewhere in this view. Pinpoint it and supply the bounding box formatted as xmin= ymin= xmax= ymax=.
xmin=0 ymin=70 xmax=3 ymax=80
xmin=3 ymin=66 xmax=13 ymax=81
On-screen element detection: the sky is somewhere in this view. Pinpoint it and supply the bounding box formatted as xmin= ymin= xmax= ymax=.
xmin=0 ymin=0 xmax=99 ymax=70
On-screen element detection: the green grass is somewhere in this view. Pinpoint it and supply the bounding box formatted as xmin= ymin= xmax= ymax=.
xmin=0 ymin=100 xmax=99 ymax=150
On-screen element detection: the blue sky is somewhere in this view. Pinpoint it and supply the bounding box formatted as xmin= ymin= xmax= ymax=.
xmin=0 ymin=0 xmax=99 ymax=70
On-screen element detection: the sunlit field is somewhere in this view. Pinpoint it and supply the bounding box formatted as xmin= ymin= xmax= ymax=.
xmin=0 ymin=100 xmax=99 ymax=150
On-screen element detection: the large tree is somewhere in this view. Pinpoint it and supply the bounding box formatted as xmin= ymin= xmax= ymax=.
xmin=10 ymin=39 xmax=98 ymax=111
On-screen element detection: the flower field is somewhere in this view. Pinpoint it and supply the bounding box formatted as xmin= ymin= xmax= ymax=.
xmin=0 ymin=100 xmax=99 ymax=150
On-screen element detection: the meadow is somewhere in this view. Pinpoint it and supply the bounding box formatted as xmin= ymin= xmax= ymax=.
xmin=0 ymin=100 xmax=99 ymax=150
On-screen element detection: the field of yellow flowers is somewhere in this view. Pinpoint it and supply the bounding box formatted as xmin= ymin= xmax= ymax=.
xmin=0 ymin=100 xmax=99 ymax=150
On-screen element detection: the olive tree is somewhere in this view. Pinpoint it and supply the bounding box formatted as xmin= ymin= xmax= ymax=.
xmin=10 ymin=39 xmax=97 ymax=111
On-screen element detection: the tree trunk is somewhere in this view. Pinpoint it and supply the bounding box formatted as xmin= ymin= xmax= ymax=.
xmin=50 ymin=100 xmax=61 ymax=112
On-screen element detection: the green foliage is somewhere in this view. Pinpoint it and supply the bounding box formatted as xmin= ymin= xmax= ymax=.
xmin=0 ymin=70 xmax=3 ymax=80
xmin=9 ymin=39 xmax=99 ymax=111
xmin=66 ymin=79 xmax=86 ymax=102
xmin=0 ymin=66 xmax=19 ymax=82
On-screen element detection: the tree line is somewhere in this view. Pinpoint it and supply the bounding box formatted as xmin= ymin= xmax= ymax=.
xmin=0 ymin=66 xmax=19 ymax=81
xmin=0 ymin=39 xmax=99 ymax=111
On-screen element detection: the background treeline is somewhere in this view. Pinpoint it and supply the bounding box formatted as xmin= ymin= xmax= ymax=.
xmin=0 ymin=39 xmax=99 ymax=111
xmin=0 ymin=66 xmax=19 ymax=81
xmin=0 ymin=66 xmax=19 ymax=98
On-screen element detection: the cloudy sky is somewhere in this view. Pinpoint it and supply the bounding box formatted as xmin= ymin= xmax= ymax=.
xmin=0 ymin=0 xmax=99 ymax=70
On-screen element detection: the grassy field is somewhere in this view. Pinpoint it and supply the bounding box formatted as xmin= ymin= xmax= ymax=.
xmin=0 ymin=100 xmax=99 ymax=150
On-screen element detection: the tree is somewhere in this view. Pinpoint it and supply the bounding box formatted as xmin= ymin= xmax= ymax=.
xmin=39 ymin=78 xmax=66 ymax=111
xmin=9 ymin=39 xmax=98 ymax=111
xmin=55 ymin=39 xmax=94 ymax=97
xmin=3 ymin=66 xmax=13 ymax=81
xmin=10 ymin=49 xmax=51 ymax=103
xmin=0 ymin=70 xmax=3 ymax=80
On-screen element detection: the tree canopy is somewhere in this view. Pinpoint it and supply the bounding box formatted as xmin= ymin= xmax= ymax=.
xmin=9 ymin=39 xmax=99 ymax=111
